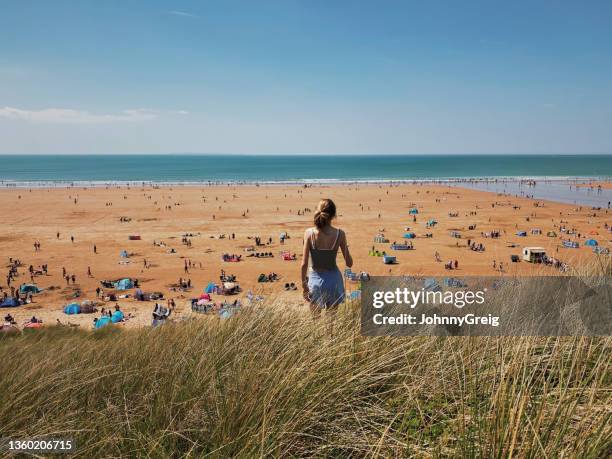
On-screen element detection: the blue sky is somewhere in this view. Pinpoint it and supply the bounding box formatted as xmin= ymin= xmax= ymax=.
xmin=1 ymin=0 xmax=611 ymax=154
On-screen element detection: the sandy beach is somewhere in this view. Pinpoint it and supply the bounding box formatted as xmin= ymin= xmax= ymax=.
xmin=1 ymin=183 xmax=610 ymax=328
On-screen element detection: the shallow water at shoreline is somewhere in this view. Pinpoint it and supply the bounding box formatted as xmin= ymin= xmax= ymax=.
xmin=453 ymin=181 xmax=612 ymax=208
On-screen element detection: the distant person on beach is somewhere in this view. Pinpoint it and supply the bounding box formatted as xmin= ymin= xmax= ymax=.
xmin=301 ymin=199 xmax=353 ymax=314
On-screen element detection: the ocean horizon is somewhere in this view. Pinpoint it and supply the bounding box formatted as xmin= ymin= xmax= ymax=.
xmin=0 ymin=154 xmax=611 ymax=184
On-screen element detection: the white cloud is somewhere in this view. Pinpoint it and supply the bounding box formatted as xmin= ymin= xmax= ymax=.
xmin=0 ymin=107 xmax=187 ymax=124
xmin=169 ymin=10 xmax=199 ymax=19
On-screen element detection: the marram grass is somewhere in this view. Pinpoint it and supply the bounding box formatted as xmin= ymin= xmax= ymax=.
xmin=0 ymin=276 xmax=611 ymax=457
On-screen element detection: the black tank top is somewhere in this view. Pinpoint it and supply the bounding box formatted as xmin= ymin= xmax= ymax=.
xmin=310 ymin=228 xmax=340 ymax=271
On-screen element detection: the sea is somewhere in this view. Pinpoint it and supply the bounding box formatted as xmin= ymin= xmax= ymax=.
xmin=0 ymin=154 xmax=611 ymax=207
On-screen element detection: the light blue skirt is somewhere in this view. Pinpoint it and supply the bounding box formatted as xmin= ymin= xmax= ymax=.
xmin=308 ymin=269 xmax=345 ymax=308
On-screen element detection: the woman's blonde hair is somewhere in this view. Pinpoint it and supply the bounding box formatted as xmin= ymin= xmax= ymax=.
xmin=314 ymin=199 xmax=336 ymax=229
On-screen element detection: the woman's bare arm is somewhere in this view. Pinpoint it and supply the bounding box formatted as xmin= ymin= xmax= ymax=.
xmin=340 ymin=230 xmax=353 ymax=268
xmin=301 ymin=230 xmax=311 ymax=300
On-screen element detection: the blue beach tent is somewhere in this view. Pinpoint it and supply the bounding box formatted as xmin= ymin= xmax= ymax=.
xmin=0 ymin=297 xmax=20 ymax=308
xmin=95 ymin=316 xmax=112 ymax=329
xmin=64 ymin=303 xmax=81 ymax=315
xmin=111 ymin=310 xmax=125 ymax=323
xmin=409 ymin=208 xmax=419 ymax=214
xmin=19 ymin=284 xmax=41 ymax=294
xmin=403 ymin=232 xmax=416 ymax=239
xmin=585 ymin=239 xmax=598 ymax=246
xmin=205 ymin=282 xmax=216 ymax=294
xmin=424 ymin=278 xmax=442 ymax=292
xmin=115 ymin=278 xmax=134 ymax=290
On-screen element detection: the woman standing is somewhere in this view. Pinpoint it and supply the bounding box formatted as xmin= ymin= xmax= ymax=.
xmin=301 ymin=199 xmax=353 ymax=313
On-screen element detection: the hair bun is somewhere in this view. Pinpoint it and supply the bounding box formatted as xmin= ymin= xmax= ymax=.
xmin=313 ymin=199 xmax=336 ymax=229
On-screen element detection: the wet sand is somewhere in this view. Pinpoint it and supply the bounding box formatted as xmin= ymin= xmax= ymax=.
xmin=1 ymin=183 xmax=610 ymax=328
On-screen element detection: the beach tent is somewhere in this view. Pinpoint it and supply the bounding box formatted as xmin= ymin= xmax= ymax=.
xmin=444 ymin=278 xmax=467 ymax=288
xmin=547 ymin=231 xmax=557 ymax=237
xmin=383 ymin=255 xmax=396 ymax=264
xmin=0 ymin=297 xmax=19 ymax=308
xmin=115 ymin=278 xmax=134 ymax=290
xmin=64 ymin=303 xmax=81 ymax=315
xmin=19 ymin=284 xmax=41 ymax=294
xmin=403 ymin=232 xmax=416 ymax=239
xmin=427 ymin=219 xmax=437 ymax=226
xmin=95 ymin=316 xmax=112 ymax=329
xmin=111 ymin=310 xmax=125 ymax=323
xmin=516 ymin=231 xmax=527 ymax=237
xmin=585 ymin=239 xmax=598 ymax=246
xmin=409 ymin=208 xmax=419 ymax=214
xmin=120 ymin=250 xmax=129 ymax=258
xmin=424 ymin=278 xmax=442 ymax=291
xmin=205 ymin=282 xmax=216 ymax=294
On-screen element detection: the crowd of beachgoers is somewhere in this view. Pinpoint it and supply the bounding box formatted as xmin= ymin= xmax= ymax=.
xmin=0 ymin=180 xmax=610 ymax=332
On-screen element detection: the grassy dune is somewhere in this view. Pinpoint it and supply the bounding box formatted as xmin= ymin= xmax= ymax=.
xmin=1 ymin=259 xmax=611 ymax=457
xmin=1 ymin=301 xmax=610 ymax=457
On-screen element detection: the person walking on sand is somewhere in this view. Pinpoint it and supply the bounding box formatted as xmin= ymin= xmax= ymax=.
xmin=301 ymin=199 xmax=353 ymax=315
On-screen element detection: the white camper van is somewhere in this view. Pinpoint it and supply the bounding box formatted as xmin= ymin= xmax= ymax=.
xmin=522 ymin=247 xmax=547 ymax=263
